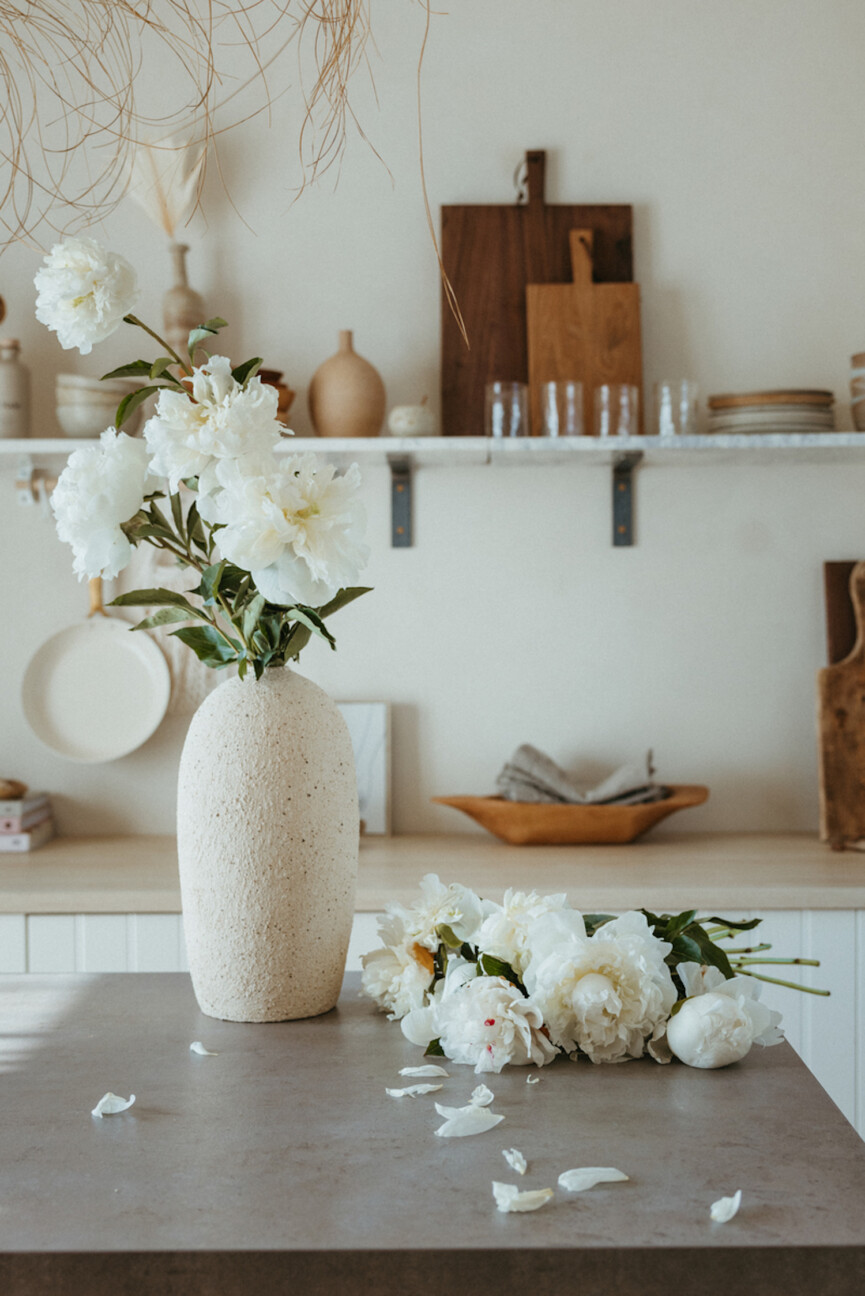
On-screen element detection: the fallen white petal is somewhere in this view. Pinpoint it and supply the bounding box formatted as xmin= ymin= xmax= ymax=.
xmin=502 ymin=1147 xmax=528 ymax=1175
xmin=470 ymin=1083 xmax=495 ymax=1107
xmin=385 ymin=1084 xmax=443 ymax=1098
xmin=399 ymin=1065 xmax=449 ymax=1078
xmin=526 ymin=1075 xmax=541 ymax=1085
xmin=91 ymin=1092 xmax=136 ymax=1118
xmin=492 ymin=1181 xmax=554 ymax=1213
xmin=190 ymin=1041 xmax=218 ymax=1056
xmin=710 ymin=1189 xmax=742 ymax=1223
xmin=558 ymin=1167 xmax=629 ymax=1193
xmin=434 ymin=1103 xmax=505 ymax=1138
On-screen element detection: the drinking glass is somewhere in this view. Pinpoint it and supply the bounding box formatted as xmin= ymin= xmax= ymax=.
xmin=485 ymin=381 xmax=530 ymax=438
xmin=653 ymin=379 xmax=699 ymax=437
xmin=540 ymin=380 xmax=583 ymax=437
xmin=593 ymin=384 xmax=640 ymax=438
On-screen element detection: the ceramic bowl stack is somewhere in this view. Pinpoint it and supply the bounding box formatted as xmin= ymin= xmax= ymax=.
xmin=55 ymin=374 xmax=145 ymax=438
xmin=706 ymin=390 xmax=835 ymax=435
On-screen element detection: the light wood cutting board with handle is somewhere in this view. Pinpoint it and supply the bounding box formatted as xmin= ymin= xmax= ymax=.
xmin=818 ymin=560 xmax=865 ymax=849
xmin=527 ymin=229 xmax=643 ymax=436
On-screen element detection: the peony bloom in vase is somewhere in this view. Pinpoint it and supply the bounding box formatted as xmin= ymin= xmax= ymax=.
xmin=37 ymin=237 xmax=372 ymax=1022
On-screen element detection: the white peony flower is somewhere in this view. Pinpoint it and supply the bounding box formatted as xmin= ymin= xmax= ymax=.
xmin=402 ymin=965 xmax=557 ymax=1074
xmin=523 ymin=910 xmax=678 ymax=1063
xmin=666 ymin=965 xmax=783 ymax=1069
xmin=35 ymin=237 xmax=138 ymax=354
xmin=143 ymin=355 xmax=281 ymax=492
xmin=209 ymin=452 xmax=368 ymax=607
xmin=360 ymin=908 xmax=433 ymax=1021
xmin=51 ymin=428 xmax=154 ymax=579
xmin=475 ymin=888 xmax=570 ymax=976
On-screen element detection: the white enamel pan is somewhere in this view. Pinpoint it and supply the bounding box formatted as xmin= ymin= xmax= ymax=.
xmin=21 ymin=577 xmax=171 ymax=764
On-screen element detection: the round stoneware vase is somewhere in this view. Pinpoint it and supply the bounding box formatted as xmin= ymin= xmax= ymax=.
xmin=177 ymin=667 xmax=359 ymax=1022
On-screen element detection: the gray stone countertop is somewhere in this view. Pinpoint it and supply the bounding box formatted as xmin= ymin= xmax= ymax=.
xmin=0 ymin=972 xmax=863 ymax=1296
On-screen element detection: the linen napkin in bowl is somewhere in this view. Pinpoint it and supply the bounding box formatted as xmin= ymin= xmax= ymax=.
xmin=495 ymin=744 xmax=669 ymax=806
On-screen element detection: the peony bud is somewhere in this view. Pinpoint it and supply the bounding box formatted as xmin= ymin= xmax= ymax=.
xmin=667 ymin=993 xmax=758 ymax=1069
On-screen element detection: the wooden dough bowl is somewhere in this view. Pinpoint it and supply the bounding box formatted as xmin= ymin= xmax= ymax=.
xmin=431 ymin=785 xmax=709 ymax=846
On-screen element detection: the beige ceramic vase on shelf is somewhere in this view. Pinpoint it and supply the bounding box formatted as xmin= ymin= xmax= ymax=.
xmin=176 ymin=666 xmax=359 ymax=1022
xmin=308 ymin=329 xmax=385 ymax=437
xmin=163 ymin=242 xmax=206 ymax=359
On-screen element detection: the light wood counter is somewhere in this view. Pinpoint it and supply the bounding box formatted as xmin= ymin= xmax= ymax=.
xmin=1 ymin=831 xmax=863 ymax=914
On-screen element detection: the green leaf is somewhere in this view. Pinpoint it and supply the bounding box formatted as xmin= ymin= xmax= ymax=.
xmin=109 ymin=588 xmax=199 ymax=611
xmin=197 ymin=560 xmax=226 ymax=606
xmin=169 ymin=490 xmax=185 ymax=538
xmin=424 ymin=1038 xmax=445 ymax=1058
xmin=435 ymin=923 xmax=463 ymax=950
xmin=705 ymin=916 xmax=762 ymax=933
xmin=317 ymin=586 xmax=374 ymax=619
xmin=101 ymin=360 xmax=152 ymax=380
xmin=284 ymin=623 xmax=312 ymax=660
xmin=584 ymin=913 xmax=615 ymax=935
xmin=125 ymin=522 xmax=175 ymax=543
xmin=661 ymin=910 xmax=698 ymax=941
xmin=288 ymin=606 xmax=337 ymax=649
xmin=150 ymin=357 xmax=175 ymax=379
xmin=242 ymin=593 xmax=266 ymax=640
xmin=115 ymin=385 xmax=160 ymax=429
xmin=170 ymin=625 xmax=239 ymax=666
xmin=478 ymin=952 xmax=527 ymax=995
xmin=130 ymin=607 xmax=195 ymax=630
xmin=203 ymin=317 xmax=228 ymax=331
xmin=188 ymin=326 xmax=218 ymax=354
xmin=186 ymin=501 xmax=208 ymax=554
xmin=232 ymin=357 xmax=263 ymax=387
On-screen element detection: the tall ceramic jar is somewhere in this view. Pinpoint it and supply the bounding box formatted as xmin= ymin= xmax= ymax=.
xmin=308 ymin=329 xmax=385 ymax=437
xmin=177 ymin=666 xmax=359 ymax=1022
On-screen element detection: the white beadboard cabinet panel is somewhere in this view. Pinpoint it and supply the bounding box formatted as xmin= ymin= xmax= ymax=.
xmin=27 ymin=915 xmax=76 ymax=973
xmin=130 ymin=915 xmax=184 ymax=972
xmin=346 ymin=913 xmax=381 ymax=972
xmin=857 ymin=911 xmax=865 ymax=1137
xmin=801 ymin=910 xmax=858 ymax=1127
xmin=741 ymin=911 xmax=805 ymax=1059
xmin=0 ymin=914 xmax=26 ymax=973
xmin=77 ymin=914 xmax=130 ymax=972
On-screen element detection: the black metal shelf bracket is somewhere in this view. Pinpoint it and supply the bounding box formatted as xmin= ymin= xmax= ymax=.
xmin=612 ymin=450 xmax=643 ymax=547
xmin=388 ymin=455 xmax=412 ymax=547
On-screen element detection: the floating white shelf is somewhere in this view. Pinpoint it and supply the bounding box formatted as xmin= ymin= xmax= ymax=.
xmin=6 ymin=433 xmax=865 ymax=545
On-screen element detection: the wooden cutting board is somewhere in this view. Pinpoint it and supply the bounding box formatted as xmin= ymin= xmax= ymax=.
xmin=440 ymin=150 xmax=633 ymax=436
xmin=526 ymin=229 xmax=643 ymax=436
xmin=818 ymin=560 xmax=865 ymax=849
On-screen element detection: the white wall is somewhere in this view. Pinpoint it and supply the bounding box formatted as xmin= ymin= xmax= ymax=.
xmin=3 ymin=0 xmax=865 ymax=836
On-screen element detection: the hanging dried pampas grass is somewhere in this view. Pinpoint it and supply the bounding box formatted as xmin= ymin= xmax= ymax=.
xmin=0 ymin=1 xmax=384 ymax=249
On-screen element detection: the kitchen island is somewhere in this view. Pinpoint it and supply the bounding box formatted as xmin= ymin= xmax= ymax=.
xmin=0 ymin=972 xmax=863 ymax=1295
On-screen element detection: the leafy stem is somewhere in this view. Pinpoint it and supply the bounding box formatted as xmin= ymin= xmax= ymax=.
xmin=123 ymin=313 xmax=190 ymax=374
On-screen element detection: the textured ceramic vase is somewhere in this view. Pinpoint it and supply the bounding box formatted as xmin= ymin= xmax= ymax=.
xmin=177 ymin=667 xmax=359 ymax=1022
xmin=308 ymin=329 xmax=385 ymax=437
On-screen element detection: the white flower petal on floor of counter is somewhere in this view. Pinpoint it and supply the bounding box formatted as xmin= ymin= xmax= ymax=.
xmin=492 ymin=1181 xmax=554 ymax=1213
xmin=502 ymin=1147 xmax=528 ymax=1175
xmin=434 ymin=1102 xmax=504 ymax=1138
xmin=710 ymin=1189 xmax=742 ymax=1223
xmin=91 ymin=1092 xmax=136 ymax=1118
xmin=385 ymin=1084 xmax=443 ymax=1098
xmin=398 ymin=1064 xmax=450 ymax=1077
xmin=190 ymin=1041 xmax=219 ymax=1056
xmin=557 ymin=1167 xmax=629 ymax=1193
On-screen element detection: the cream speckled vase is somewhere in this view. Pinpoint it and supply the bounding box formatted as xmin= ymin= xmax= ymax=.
xmin=177 ymin=666 xmax=359 ymax=1022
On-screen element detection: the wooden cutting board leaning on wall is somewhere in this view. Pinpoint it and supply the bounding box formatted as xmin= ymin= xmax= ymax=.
xmin=818 ymin=560 xmax=865 ymax=849
xmin=440 ymin=150 xmax=633 ymax=435
xmin=527 ymin=229 xmax=643 ymax=436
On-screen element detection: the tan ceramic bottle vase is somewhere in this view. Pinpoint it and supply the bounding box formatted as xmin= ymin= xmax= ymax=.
xmin=176 ymin=666 xmax=359 ymax=1022
xmin=308 ymin=329 xmax=385 ymax=437
xmin=163 ymin=242 xmax=206 ymax=359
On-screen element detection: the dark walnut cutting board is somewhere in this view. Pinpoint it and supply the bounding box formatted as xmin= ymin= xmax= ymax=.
xmin=818 ymin=560 xmax=865 ymax=849
xmin=440 ymin=150 xmax=633 ymax=436
xmin=527 ymin=228 xmax=643 ymax=437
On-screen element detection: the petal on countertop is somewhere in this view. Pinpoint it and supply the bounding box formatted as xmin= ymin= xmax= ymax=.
xmin=557 ymin=1167 xmax=629 ymax=1192
xmin=190 ymin=1041 xmax=219 ymax=1056
xmin=434 ymin=1103 xmax=505 ymax=1138
xmin=399 ymin=1065 xmax=450 ymax=1077
xmin=526 ymin=1074 xmax=541 ymax=1085
xmin=502 ymin=1147 xmax=528 ymax=1175
xmin=470 ymin=1083 xmax=495 ymax=1107
xmin=492 ymin=1181 xmax=554 ymax=1213
xmin=91 ymin=1092 xmax=136 ymax=1118
xmin=385 ymin=1084 xmax=443 ymax=1098
xmin=710 ymin=1189 xmax=742 ymax=1223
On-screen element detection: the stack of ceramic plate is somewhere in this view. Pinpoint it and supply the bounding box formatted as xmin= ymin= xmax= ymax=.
xmin=706 ymin=390 xmax=835 ymax=435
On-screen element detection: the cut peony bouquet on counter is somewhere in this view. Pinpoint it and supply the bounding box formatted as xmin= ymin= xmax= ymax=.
xmin=362 ymin=875 xmax=826 ymax=1073
xmin=36 ymin=236 xmax=370 ymax=676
